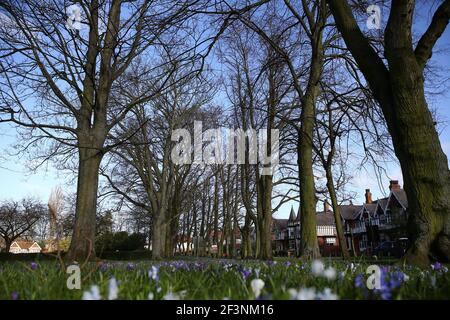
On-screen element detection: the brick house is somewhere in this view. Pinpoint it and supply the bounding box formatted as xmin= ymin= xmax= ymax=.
xmin=9 ymin=241 xmax=42 ymax=254
xmin=343 ymin=180 xmax=408 ymax=256
xmin=271 ymin=180 xmax=408 ymax=257
xmin=272 ymin=202 xmax=340 ymax=256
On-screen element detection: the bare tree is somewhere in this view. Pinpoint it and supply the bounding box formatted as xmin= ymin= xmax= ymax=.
xmin=0 ymin=0 xmax=207 ymax=260
xmin=0 ymin=198 xmax=45 ymax=252
xmin=327 ymin=0 xmax=450 ymax=265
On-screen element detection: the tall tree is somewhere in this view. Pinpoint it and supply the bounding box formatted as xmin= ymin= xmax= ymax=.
xmin=0 ymin=0 xmax=204 ymax=260
xmin=327 ymin=0 xmax=450 ymax=265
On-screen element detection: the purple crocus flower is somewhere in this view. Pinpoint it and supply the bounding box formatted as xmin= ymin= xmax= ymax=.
xmin=431 ymin=262 xmax=443 ymax=271
xmin=241 ymin=268 xmax=252 ymax=279
xmin=99 ymin=263 xmax=108 ymax=272
xmin=11 ymin=292 xmax=19 ymax=300
xmin=126 ymin=263 xmax=134 ymax=271
xmin=30 ymin=262 xmax=38 ymax=270
xmin=389 ymin=271 xmax=406 ymax=289
xmin=379 ymin=288 xmax=392 ymax=300
xmin=354 ymin=274 xmax=365 ymax=288
xmin=284 ymin=261 xmax=291 ymax=267
xmin=266 ymin=261 xmax=275 ymax=267
xmin=374 ymin=269 xmax=393 ymax=300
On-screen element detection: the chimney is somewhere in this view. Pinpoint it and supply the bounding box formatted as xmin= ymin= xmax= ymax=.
xmin=324 ymin=201 xmax=330 ymax=212
xmin=365 ymin=189 xmax=373 ymax=204
xmin=389 ymin=180 xmax=400 ymax=190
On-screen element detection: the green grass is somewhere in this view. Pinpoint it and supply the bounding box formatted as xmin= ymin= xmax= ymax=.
xmin=0 ymin=258 xmax=449 ymax=300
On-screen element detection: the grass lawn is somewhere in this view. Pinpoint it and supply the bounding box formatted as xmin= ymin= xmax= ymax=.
xmin=0 ymin=257 xmax=449 ymax=300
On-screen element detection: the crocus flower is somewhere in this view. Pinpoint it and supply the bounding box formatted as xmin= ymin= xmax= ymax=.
xmin=99 ymin=263 xmax=108 ymax=272
xmin=250 ymin=279 xmax=265 ymax=298
xmin=108 ymin=278 xmax=119 ymax=300
xmin=148 ymin=265 xmax=159 ymax=281
xmin=11 ymin=291 xmax=19 ymax=300
xmin=354 ymin=274 xmax=365 ymax=288
xmin=431 ymin=262 xmax=443 ymax=271
xmin=126 ymin=263 xmax=134 ymax=271
xmin=82 ymin=285 xmax=101 ymax=300
xmin=317 ymin=288 xmax=338 ymax=300
xmin=240 ymin=267 xmax=252 ymax=279
xmin=389 ymin=271 xmax=407 ymax=289
xmin=288 ymin=287 xmax=316 ymax=300
xmin=30 ymin=262 xmax=38 ymax=270
xmin=323 ymin=267 xmax=337 ymax=280
xmin=163 ymin=290 xmax=185 ymax=300
xmin=147 ymin=292 xmax=154 ymax=300
xmin=311 ymin=260 xmax=325 ymax=276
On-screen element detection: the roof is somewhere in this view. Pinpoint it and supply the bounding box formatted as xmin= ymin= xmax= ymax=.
xmin=315 ymin=212 xmax=336 ymax=226
xmin=339 ymin=204 xmax=363 ymax=220
xmin=273 ymin=219 xmax=288 ymax=230
xmin=391 ymin=189 xmax=408 ymax=208
xmin=12 ymin=241 xmax=41 ymax=250
xmin=295 ymin=207 xmax=301 ymax=222
xmin=363 ymin=203 xmax=377 ymax=216
xmin=375 ymin=198 xmax=389 ymax=212
xmin=288 ymin=207 xmax=296 ymax=221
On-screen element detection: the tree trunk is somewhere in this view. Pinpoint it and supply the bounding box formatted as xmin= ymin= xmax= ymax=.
xmin=152 ymin=210 xmax=167 ymax=260
xmin=326 ymin=168 xmax=350 ymax=259
xmin=389 ymin=78 xmax=450 ymax=266
xmin=67 ymin=150 xmax=103 ymax=261
xmin=297 ymin=7 xmax=325 ymax=260
xmin=256 ymin=175 xmax=273 ymax=260
xmin=4 ymin=238 xmax=12 ymax=253
xmin=385 ymin=8 xmax=450 ymax=265
xmin=327 ymin=0 xmax=450 ymax=266
xmin=298 ymin=113 xmax=320 ymax=260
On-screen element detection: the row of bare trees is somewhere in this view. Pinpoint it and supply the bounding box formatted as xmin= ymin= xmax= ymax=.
xmin=0 ymin=0 xmax=449 ymax=266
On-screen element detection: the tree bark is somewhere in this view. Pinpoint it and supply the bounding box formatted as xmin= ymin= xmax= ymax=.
xmin=67 ymin=149 xmax=103 ymax=261
xmin=298 ymin=41 xmax=324 ymax=260
xmin=256 ymin=175 xmax=273 ymax=259
xmin=152 ymin=211 xmax=167 ymax=260
xmin=4 ymin=238 xmax=12 ymax=253
xmin=327 ymin=0 xmax=450 ymax=266
xmin=326 ymin=168 xmax=350 ymax=259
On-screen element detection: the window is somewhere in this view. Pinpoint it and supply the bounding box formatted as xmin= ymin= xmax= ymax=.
xmin=326 ymin=238 xmax=336 ymax=245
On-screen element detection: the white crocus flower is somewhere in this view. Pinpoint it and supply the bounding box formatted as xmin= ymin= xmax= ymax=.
xmin=147 ymin=292 xmax=154 ymax=300
xmin=323 ymin=267 xmax=337 ymax=280
xmin=163 ymin=291 xmax=181 ymax=300
xmin=148 ymin=265 xmax=159 ymax=281
xmin=317 ymin=288 xmax=338 ymax=300
xmin=82 ymin=285 xmax=101 ymax=300
xmin=250 ymin=279 xmax=265 ymax=298
xmin=311 ymin=260 xmax=325 ymax=276
xmin=108 ymin=278 xmax=119 ymax=300
xmin=288 ymin=287 xmax=316 ymax=300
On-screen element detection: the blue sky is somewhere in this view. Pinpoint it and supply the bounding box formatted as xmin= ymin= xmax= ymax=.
xmin=0 ymin=3 xmax=449 ymax=220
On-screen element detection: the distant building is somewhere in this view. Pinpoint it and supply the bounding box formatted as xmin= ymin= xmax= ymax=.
xmin=272 ymin=180 xmax=408 ymax=257
xmin=273 ymin=201 xmax=339 ymax=256
xmin=342 ymin=180 xmax=408 ymax=255
xmin=9 ymin=241 xmax=42 ymax=254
